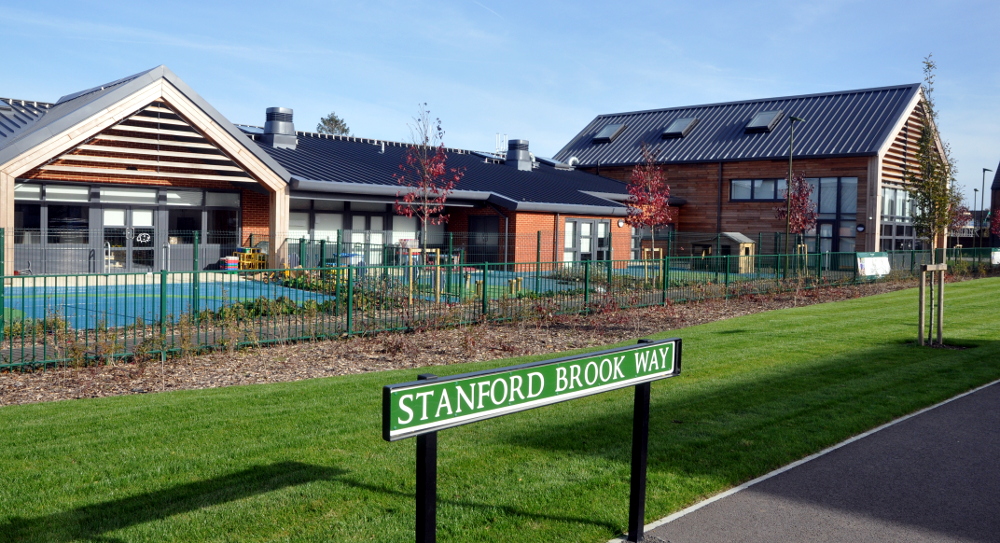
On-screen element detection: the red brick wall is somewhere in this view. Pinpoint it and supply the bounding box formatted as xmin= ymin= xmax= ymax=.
xmin=447 ymin=207 xmax=633 ymax=264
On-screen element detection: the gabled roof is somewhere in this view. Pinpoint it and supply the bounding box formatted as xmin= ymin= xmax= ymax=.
xmin=245 ymin=130 xmax=634 ymax=215
xmin=0 ymin=66 xmax=290 ymax=183
xmin=993 ymin=160 xmax=1000 ymax=191
xmin=554 ymin=84 xmax=923 ymax=167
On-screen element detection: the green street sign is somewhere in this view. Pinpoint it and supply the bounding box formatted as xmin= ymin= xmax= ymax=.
xmin=382 ymin=338 xmax=681 ymax=441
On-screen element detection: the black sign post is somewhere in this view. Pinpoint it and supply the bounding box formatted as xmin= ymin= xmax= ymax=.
xmin=415 ymin=373 xmax=438 ymax=543
xmin=628 ymin=381 xmax=651 ymax=542
xmin=383 ymin=338 xmax=682 ymax=543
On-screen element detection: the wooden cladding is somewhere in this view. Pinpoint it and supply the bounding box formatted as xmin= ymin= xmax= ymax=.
xmin=881 ymin=102 xmax=926 ymax=185
xmin=24 ymin=101 xmax=255 ymax=185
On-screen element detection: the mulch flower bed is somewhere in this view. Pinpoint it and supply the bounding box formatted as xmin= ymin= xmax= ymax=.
xmin=0 ymin=281 xmax=919 ymax=406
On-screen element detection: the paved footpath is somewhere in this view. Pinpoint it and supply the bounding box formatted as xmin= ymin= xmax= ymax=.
xmin=635 ymin=379 xmax=1000 ymax=543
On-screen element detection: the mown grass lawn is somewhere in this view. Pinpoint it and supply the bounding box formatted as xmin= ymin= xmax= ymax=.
xmin=2 ymin=278 xmax=999 ymax=542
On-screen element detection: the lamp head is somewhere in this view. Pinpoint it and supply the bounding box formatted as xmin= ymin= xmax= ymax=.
xmin=985 ymin=168 xmax=994 ymax=173
xmin=790 ymin=116 xmax=806 ymax=123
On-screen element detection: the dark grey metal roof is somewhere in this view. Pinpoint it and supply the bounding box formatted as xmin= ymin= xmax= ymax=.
xmin=0 ymin=99 xmax=53 ymax=144
xmin=993 ymin=161 xmax=1000 ymax=191
xmin=0 ymin=68 xmax=155 ymax=155
xmin=554 ymin=83 xmax=922 ymax=167
xmin=248 ymin=131 xmax=634 ymax=215
xmin=0 ymin=66 xmax=290 ymax=183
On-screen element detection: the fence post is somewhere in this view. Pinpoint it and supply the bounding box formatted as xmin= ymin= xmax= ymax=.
xmin=319 ymin=240 xmax=327 ymax=269
xmin=536 ymin=230 xmax=542 ymax=294
xmin=336 ymin=230 xmax=342 ymax=263
xmin=816 ymin=250 xmax=822 ymax=284
xmin=584 ymin=260 xmax=591 ymax=310
xmin=160 ymin=268 xmax=168 ymax=347
xmin=481 ymin=263 xmax=489 ymax=319
xmin=447 ymin=232 xmax=454 ymax=297
xmin=192 ymin=231 xmax=200 ymax=319
xmin=299 ymin=237 xmax=306 ymax=268
xmin=724 ymin=255 xmax=730 ymax=299
xmin=0 ymin=228 xmax=4 ymax=342
xmin=662 ymin=254 xmax=669 ymax=305
xmin=346 ymin=265 xmax=354 ymax=336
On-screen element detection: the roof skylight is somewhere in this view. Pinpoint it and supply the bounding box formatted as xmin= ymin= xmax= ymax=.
xmin=661 ymin=117 xmax=699 ymax=139
xmin=593 ymin=123 xmax=626 ymax=143
xmin=745 ymin=110 xmax=783 ymax=133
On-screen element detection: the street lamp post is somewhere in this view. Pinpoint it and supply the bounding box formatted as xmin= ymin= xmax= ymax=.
xmin=982 ymin=168 xmax=993 ymax=248
xmin=784 ymin=116 xmax=806 ymax=270
xmin=974 ymin=188 xmax=979 ymax=247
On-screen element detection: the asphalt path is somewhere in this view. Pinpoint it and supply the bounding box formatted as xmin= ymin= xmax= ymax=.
xmin=636 ymin=380 xmax=1000 ymax=543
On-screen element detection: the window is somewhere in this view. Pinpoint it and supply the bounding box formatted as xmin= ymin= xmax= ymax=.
xmin=47 ymin=205 xmax=89 ymax=243
xmin=800 ymin=177 xmax=860 ymax=254
xmin=100 ymin=187 xmax=156 ymax=205
xmin=662 ymin=117 xmax=698 ymax=139
xmin=880 ymin=186 xmax=918 ymax=251
xmin=730 ymin=179 xmax=785 ymax=201
xmin=745 ymin=110 xmax=783 ymax=133
xmin=593 ymin=124 xmax=626 ymax=143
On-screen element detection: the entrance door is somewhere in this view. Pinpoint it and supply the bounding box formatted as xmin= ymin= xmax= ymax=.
xmin=565 ymin=219 xmax=611 ymax=261
xmin=104 ymin=208 xmax=156 ymax=272
xmin=468 ymin=216 xmax=499 ymax=263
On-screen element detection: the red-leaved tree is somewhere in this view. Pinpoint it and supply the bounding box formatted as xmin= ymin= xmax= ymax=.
xmin=774 ymin=173 xmax=818 ymax=243
xmin=990 ymin=209 xmax=1000 ymax=237
xmin=624 ymin=144 xmax=674 ymax=257
xmin=394 ymin=104 xmax=465 ymax=258
xmin=948 ymin=202 xmax=970 ymax=236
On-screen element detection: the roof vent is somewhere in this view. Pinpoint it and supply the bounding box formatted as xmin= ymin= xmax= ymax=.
xmin=662 ymin=117 xmax=699 ymax=139
xmin=263 ymin=107 xmax=298 ymax=149
xmin=506 ymin=139 xmax=533 ymax=171
xmin=593 ymin=124 xmax=625 ymax=143
xmin=745 ymin=110 xmax=783 ymax=133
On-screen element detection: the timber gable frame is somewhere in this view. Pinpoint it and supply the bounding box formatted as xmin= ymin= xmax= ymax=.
xmin=0 ymin=66 xmax=291 ymax=273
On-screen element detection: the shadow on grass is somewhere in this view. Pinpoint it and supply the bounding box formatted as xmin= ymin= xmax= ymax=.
xmin=0 ymin=461 xmax=345 ymax=543
xmin=499 ymin=338 xmax=1000 ymax=542
xmin=331 ymin=476 xmax=621 ymax=534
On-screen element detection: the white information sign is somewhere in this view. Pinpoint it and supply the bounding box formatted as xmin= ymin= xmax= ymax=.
xmin=992 ymin=249 xmax=1000 ymax=266
xmin=857 ymin=252 xmax=891 ymax=277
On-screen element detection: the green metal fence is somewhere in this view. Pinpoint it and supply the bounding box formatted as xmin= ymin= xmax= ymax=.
xmin=1 ymin=247 xmax=996 ymax=371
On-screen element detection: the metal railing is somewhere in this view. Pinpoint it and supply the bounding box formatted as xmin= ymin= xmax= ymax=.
xmin=1 ymin=245 xmax=996 ymax=371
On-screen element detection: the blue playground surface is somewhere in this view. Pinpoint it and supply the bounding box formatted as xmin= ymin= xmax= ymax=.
xmin=1 ymin=278 xmax=334 ymax=329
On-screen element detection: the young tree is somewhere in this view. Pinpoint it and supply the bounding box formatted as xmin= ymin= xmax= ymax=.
xmin=907 ymin=55 xmax=960 ymax=264
xmin=774 ymin=173 xmax=818 ymax=240
xmin=624 ymin=144 xmax=674 ymax=257
xmin=991 ymin=209 xmax=1000 ymax=238
xmin=394 ymin=104 xmax=465 ymax=258
xmin=317 ymin=111 xmax=350 ymax=135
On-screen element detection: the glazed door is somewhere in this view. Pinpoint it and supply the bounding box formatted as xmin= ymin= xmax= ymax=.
xmin=103 ymin=208 xmax=156 ymax=272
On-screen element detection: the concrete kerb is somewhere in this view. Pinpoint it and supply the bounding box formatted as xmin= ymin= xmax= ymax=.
xmin=607 ymin=377 xmax=1000 ymax=543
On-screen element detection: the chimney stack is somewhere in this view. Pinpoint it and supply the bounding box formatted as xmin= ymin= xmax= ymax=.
xmin=506 ymin=139 xmax=532 ymax=171
xmin=263 ymin=107 xmax=297 ymax=149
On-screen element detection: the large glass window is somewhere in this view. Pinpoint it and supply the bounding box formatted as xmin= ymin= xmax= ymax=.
xmin=880 ymin=186 xmax=918 ymax=250
xmin=14 ymin=204 xmax=41 ymax=244
xmin=47 ymin=205 xmax=89 ymax=243
xmin=803 ymin=177 xmax=859 ymax=253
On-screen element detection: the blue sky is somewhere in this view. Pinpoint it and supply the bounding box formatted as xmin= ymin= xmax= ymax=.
xmin=4 ymin=0 xmax=1000 ymax=207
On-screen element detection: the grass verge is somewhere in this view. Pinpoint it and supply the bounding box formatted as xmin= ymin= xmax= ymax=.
xmin=2 ymin=278 xmax=999 ymax=542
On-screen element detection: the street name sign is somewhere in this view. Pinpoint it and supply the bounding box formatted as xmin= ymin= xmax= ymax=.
xmin=382 ymin=338 xmax=682 ymax=543
xmin=383 ymin=338 xmax=681 ymax=441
